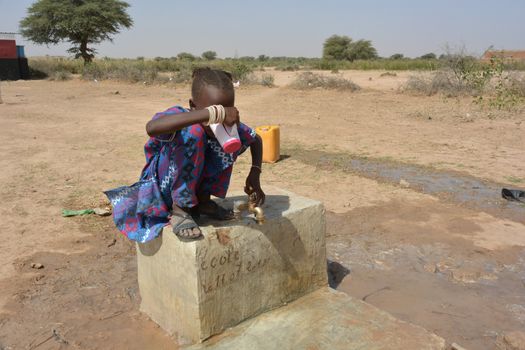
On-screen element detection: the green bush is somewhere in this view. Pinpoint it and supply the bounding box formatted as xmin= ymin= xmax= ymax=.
xmin=228 ymin=61 xmax=253 ymax=82
xmin=404 ymin=56 xmax=525 ymax=109
xmin=276 ymin=63 xmax=301 ymax=71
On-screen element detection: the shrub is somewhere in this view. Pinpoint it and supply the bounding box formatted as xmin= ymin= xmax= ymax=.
xmin=290 ymin=72 xmax=360 ymax=91
xmin=404 ymin=55 xmax=525 ymax=109
xmin=28 ymin=57 xmax=83 ymax=76
xmin=228 ymin=61 xmax=253 ymax=82
xmin=310 ymin=59 xmax=342 ymax=71
xmin=81 ymin=60 xmax=158 ymax=83
xmin=28 ymin=67 xmax=48 ymax=79
xmin=482 ymin=66 xmax=524 ymax=109
xmin=260 ymin=73 xmax=275 ymax=87
xmin=390 ymin=53 xmax=404 ymax=60
xmin=239 ymin=73 xmax=275 ymax=87
xmin=276 ymin=63 xmax=300 ymax=71
xmin=170 ymin=66 xmax=193 ymax=84
xmin=403 ymin=71 xmax=473 ymax=97
xmin=509 ymin=73 xmax=525 ymax=97
xmin=380 ymin=72 xmax=397 ymax=77
xmin=50 ymin=70 xmax=71 ymax=81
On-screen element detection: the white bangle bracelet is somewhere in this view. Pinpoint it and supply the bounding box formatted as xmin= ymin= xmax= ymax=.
xmin=205 ymin=105 xmax=225 ymax=125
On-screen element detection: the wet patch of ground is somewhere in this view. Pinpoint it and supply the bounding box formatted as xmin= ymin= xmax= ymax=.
xmin=279 ymin=146 xmax=525 ymax=349
xmin=326 ymin=200 xmax=525 ymax=350
xmin=285 ymin=147 xmax=525 ymax=224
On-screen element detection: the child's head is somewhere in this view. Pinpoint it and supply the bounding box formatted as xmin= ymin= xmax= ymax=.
xmin=190 ymin=68 xmax=234 ymax=110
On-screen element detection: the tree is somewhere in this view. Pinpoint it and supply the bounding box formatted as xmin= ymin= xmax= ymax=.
xmin=20 ymin=0 xmax=132 ymax=64
xmin=323 ymin=35 xmax=352 ymax=60
xmin=390 ymin=53 xmax=404 ymax=60
xmin=420 ymin=52 xmax=437 ymax=60
xmin=239 ymin=56 xmax=255 ymax=61
xmin=323 ymin=35 xmax=378 ymax=61
xmin=177 ymin=52 xmax=196 ymax=61
xmin=345 ymin=39 xmax=378 ymax=61
xmin=202 ymin=50 xmax=217 ymax=60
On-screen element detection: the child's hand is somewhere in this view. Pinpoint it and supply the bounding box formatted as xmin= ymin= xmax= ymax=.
xmin=224 ymin=107 xmax=240 ymax=127
xmin=245 ymin=168 xmax=265 ymax=206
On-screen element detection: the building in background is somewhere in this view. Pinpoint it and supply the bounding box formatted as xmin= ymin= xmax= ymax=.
xmin=0 ymin=32 xmax=29 ymax=80
xmin=482 ymin=50 xmax=525 ymax=62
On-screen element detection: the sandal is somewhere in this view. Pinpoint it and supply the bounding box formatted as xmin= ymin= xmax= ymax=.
xmin=197 ymin=200 xmax=235 ymax=221
xmin=170 ymin=212 xmax=203 ymax=240
xmin=502 ymin=188 xmax=525 ymax=202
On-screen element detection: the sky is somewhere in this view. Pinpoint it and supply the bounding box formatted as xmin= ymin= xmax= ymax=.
xmin=1 ymin=0 xmax=525 ymax=59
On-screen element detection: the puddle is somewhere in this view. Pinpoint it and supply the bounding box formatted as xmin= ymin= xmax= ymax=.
xmin=285 ymin=148 xmax=525 ymax=223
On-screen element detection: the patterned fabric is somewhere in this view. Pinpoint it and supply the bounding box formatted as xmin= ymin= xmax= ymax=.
xmin=105 ymin=105 xmax=257 ymax=242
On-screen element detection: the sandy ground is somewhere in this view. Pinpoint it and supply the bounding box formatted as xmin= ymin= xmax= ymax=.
xmin=0 ymin=70 xmax=524 ymax=349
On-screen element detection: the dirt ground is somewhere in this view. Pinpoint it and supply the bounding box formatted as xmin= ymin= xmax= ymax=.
xmin=0 ymin=70 xmax=524 ymax=350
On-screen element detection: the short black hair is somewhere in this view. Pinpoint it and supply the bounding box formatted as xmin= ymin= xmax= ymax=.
xmin=191 ymin=67 xmax=234 ymax=100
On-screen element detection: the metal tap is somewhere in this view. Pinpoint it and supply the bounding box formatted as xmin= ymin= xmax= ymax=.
xmin=233 ymin=193 xmax=265 ymax=225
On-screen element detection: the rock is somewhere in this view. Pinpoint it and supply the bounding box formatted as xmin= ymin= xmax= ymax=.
xmin=136 ymin=188 xmax=327 ymax=344
xmin=502 ymin=331 xmax=525 ymax=350
xmin=451 ymin=342 xmax=468 ymax=350
xmin=399 ymin=179 xmax=410 ymax=188
xmin=327 ymin=260 xmax=350 ymax=288
xmin=31 ymin=263 xmax=44 ymax=269
xmin=94 ymin=207 xmax=111 ymax=216
xmin=423 ymin=263 xmax=438 ymax=273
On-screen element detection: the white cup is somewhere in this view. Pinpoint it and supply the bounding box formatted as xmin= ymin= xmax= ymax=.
xmin=210 ymin=123 xmax=241 ymax=153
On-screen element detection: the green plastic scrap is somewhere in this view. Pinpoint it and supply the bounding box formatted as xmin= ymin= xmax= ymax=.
xmin=62 ymin=209 xmax=95 ymax=217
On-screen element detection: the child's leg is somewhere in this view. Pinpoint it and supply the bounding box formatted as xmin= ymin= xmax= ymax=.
xmin=166 ymin=124 xmax=208 ymax=238
xmin=196 ymin=163 xmax=235 ymax=220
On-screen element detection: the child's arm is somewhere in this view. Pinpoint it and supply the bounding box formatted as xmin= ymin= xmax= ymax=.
xmin=245 ymin=134 xmax=265 ymax=205
xmin=146 ymin=107 xmax=239 ymax=137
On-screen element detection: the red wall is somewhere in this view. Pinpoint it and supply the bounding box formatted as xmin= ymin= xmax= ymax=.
xmin=0 ymin=40 xmax=17 ymax=59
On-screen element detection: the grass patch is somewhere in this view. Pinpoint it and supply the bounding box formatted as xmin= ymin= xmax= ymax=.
xmin=505 ymin=176 xmax=524 ymax=184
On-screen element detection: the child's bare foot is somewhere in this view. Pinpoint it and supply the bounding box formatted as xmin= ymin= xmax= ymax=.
xmin=171 ymin=207 xmax=202 ymax=240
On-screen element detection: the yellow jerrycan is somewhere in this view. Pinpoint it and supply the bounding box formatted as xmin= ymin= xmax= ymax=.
xmin=255 ymin=125 xmax=280 ymax=163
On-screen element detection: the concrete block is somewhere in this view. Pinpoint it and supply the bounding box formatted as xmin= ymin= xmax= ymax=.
xmin=188 ymin=287 xmax=447 ymax=350
xmin=136 ymin=188 xmax=327 ymax=344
